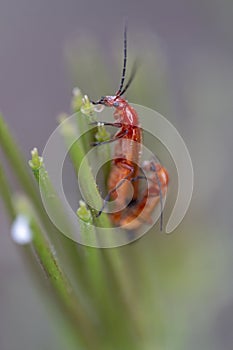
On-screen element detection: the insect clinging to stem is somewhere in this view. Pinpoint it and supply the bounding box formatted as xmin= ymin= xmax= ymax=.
xmin=90 ymin=25 xmax=169 ymax=230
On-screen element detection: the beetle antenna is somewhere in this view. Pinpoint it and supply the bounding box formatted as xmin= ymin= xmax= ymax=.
xmin=119 ymin=60 xmax=138 ymax=97
xmin=92 ymin=24 xmax=138 ymax=104
xmin=115 ymin=24 xmax=128 ymax=96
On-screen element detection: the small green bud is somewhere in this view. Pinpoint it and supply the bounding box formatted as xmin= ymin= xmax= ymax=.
xmin=81 ymin=95 xmax=95 ymax=117
xmin=95 ymin=123 xmax=111 ymax=143
xmin=28 ymin=148 xmax=43 ymax=170
xmin=77 ymin=200 xmax=93 ymax=223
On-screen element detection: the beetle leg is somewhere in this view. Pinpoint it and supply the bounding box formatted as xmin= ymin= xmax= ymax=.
xmin=96 ymin=164 xmax=134 ymax=217
xmin=90 ymin=121 xmax=122 ymax=128
xmin=91 ymin=129 xmax=128 ymax=146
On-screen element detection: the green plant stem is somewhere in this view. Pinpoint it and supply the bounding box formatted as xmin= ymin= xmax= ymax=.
xmin=0 ymin=163 xmax=16 ymax=220
xmin=77 ymin=203 xmax=106 ymax=297
xmin=0 ymin=115 xmax=95 ymax=326
xmin=102 ymin=248 xmax=144 ymax=341
xmin=78 ymin=187 xmax=142 ymax=342
xmin=77 ymin=211 xmax=135 ymax=348
xmin=29 ymin=217 xmax=100 ymax=350
xmin=78 ymin=221 xmax=106 ymax=302
xmin=0 ymin=115 xmax=41 ymax=208
xmin=0 ymin=115 xmax=81 ymax=265
xmin=59 ymin=115 xmax=111 ymax=228
xmin=29 ymin=149 xmax=94 ymax=297
xmin=29 ymin=148 xmax=71 ymax=236
xmin=0 ymin=168 xmax=51 ymax=284
xmin=0 ymin=161 xmax=99 ymax=349
xmin=0 ymin=115 xmax=57 ymax=234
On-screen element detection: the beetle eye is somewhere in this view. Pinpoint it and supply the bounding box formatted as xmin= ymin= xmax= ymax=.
xmin=113 ymin=101 xmax=119 ymax=107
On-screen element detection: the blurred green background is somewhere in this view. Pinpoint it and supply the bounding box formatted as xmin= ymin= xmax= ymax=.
xmin=1 ymin=0 xmax=233 ymax=349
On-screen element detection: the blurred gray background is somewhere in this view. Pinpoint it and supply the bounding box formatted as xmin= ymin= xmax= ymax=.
xmin=1 ymin=0 xmax=233 ymax=349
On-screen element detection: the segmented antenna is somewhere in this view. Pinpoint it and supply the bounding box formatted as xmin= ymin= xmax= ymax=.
xmin=119 ymin=60 xmax=138 ymax=97
xmin=115 ymin=25 xmax=128 ymax=96
xmin=91 ymin=24 xmax=138 ymax=104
